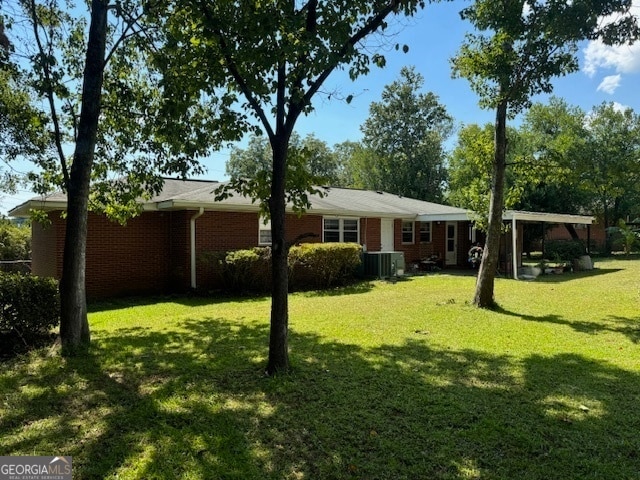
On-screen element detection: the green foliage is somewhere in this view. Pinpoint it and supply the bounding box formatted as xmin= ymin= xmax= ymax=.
xmin=446 ymin=123 xmax=526 ymax=230
xmin=577 ymin=104 xmax=640 ymax=230
xmin=0 ymin=21 xmax=49 ymax=189
xmin=544 ymin=240 xmax=586 ymax=262
xmin=0 ymin=273 xmax=59 ymax=338
xmin=289 ymin=243 xmax=362 ymax=289
xmin=0 ymin=220 xmax=30 ymax=260
xmin=522 ymin=99 xmax=640 ymax=234
xmin=222 ymin=133 xmax=351 ymax=218
xmin=220 ymin=247 xmax=272 ymax=293
xmin=153 ymin=0 xmax=426 ymax=213
xmin=357 ymin=66 xmax=452 ymax=202
xmin=217 ymin=244 xmax=362 ymax=293
xmin=452 ymin=0 xmax=639 ymax=116
xmin=606 ymin=220 xmax=640 ymax=256
xmin=3 ymin=258 xmax=640 ymax=478
xmin=3 ymin=0 xmax=225 ymax=223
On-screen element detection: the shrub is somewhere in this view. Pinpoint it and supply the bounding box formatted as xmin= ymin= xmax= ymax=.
xmin=545 ymin=240 xmax=586 ymax=262
xmin=214 ymin=243 xmax=363 ymax=293
xmin=0 ymin=273 xmax=59 ymax=341
xmin=289 ymin=243 xmax=362 ymax=289
xmin=0 ymin=221 xmax=31 ymax=260
xmin=221 ymin=247 xmax=272 ymax=293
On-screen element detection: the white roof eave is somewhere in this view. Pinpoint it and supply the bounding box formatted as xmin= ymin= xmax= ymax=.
xmin=8 ymin=200 xmax=68 ymax=218
xmin=416 ymin=212 xmax=471 ymax=222
xmin=503 ymin=210 xmax=594 ymax=224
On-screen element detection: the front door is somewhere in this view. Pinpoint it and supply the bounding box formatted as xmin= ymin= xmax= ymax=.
xmin=381 ymin=218 xmax=394 ymax=251
xmin=446 ymin=222 xmax=457 ymax=265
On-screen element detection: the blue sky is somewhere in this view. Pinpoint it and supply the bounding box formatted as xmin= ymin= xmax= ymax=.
xmin=3 ymin=0 xmax=639 ymax=213
xmin=206 ymin=0 xmax=640 ymax=180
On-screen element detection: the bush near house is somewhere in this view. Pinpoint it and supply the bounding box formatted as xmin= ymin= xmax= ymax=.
xmin=220 ymin=247 xmax=272 ymax=293
xmin=545 ymin=239 xmax=586 ymax=261
xmin=216 ymin=243 xmax=362 ymax=293
xmin=0 ymin=273 xmax=59 ymax=356
xmin=289 ymin=243 xmax=362 ymax=289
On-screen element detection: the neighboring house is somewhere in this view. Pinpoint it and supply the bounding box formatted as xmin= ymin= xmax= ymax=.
xmin=544 ymin=222 xmax=606 ymax=251
xmin=9 ymin=178 xmax=594 ymax=299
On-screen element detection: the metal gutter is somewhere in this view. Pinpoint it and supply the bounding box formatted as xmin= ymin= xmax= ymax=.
xmin=190 ymin=207 xmax=204 ymax=290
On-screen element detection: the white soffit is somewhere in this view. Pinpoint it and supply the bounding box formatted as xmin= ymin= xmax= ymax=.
xmin=504 ymin=210 xmax=594 ymax=225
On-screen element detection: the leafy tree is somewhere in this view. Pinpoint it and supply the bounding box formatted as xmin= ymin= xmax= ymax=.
xmin=521 ymin=99 xmax=640 ymax=252
xmin=226 ymin=133 xmax=347 ymax=187
xmin=152 ymin=0 xmax=426 ymax=374
xmin=0 ymin=12 xmax=48 ymax=191
xmin=332 ymin=140 xmax=362 ymax=188
xmin=358 ymin=66 xmax=452 ymax=202
xmin=448 ymin=122 xmax=539 ymax=226
xmin=4 ymin=0 xmax=225 ymax=355
xmin=518 ymin=97 xmax=592 ymax=216
xmin=451 ymin=0 xmax=638 ymax=308
xmin=577 ymin=103 xmax=640 ymax=251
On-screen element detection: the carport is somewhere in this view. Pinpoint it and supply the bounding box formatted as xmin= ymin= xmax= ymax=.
xmin=503 ymin=210 xmax=595 ymax=279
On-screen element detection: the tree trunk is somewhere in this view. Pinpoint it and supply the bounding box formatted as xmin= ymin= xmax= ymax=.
xmin=266 ymin=135 xmax=290 ymax=375
xmin=563 ymin=223 xmax=580 ymax=241
xmin=473 ymin=100 xmax=508 ymax=309
xmin=59 ymin=0 xmax=108 ymax=356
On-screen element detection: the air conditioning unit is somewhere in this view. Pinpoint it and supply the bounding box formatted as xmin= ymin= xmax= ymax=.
xmin=364 ymin=252 xmax=405 ymax=279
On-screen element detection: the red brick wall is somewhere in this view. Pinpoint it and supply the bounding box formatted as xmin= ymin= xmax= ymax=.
xmin=31 ymin=209 xmax=476 ymax=299
xmin=84 ymin=212 xmax=173 ymax=299
xmin=388 ymin=220 xmax=470 ymax=267
xmin=32 ymin=211 xmax=174 ymax=299
xmin=361 ymin=218 xmax=381 ymax=252
xmin=169 ymin=211 xmax=191 ymax=291
xmin=193 ymin=211 xmax=324 ymax=291
xmin=545 ymin=223 xmax=605 ymax=249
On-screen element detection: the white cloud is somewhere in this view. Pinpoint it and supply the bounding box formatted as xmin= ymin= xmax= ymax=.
xmin=582 ymin=0 xmax=640 ymax=76
xmin=612 ymin=101 xmax=630 ymax=113
xmin=596 ymin=74 xmax=621 ymax=93
xmin=583 ymin=41 xmax=640 ymax=77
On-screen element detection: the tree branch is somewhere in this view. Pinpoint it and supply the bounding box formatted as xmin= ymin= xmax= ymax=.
xmin=199 ymin=1 xmax=275 ymax=140
xmin=294 ymin=0 xmax=402 ymax=125
xmin=28 ymin=0 xmax=69 ymax=188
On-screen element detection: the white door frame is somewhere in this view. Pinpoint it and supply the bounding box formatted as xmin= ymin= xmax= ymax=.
xmin=445 ymin=222 xmax=458 ymax=265
xmin=381 ymin=218 xmax=394 ymax=251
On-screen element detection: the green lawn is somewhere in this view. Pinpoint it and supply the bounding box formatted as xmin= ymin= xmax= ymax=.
xmin=1 ymin=257 xmax=639 ymax=479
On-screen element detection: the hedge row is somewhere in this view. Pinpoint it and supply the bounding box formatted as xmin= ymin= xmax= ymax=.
xmin=289 ymin=243 xmax=362 ymax=289
xmin=216 ymin=243 xmax=362 ymax=293
xmin=0 ymin=273 xmax=60 ymax=339
xmin=545 ymin=240 xmax=586 ymax=261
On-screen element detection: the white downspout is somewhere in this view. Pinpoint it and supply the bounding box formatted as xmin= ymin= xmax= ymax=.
xmin=190 ymin=207 xmax=205 ymax=289
xmin=512 ymin=216 xmax=518 ymax=280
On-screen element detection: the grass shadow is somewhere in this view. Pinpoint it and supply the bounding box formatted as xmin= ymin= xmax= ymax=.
xmin=2 ymin=313 xmax=640 ymax=479
xmin=497 ymin=306 xmax=640 ymax=344
xmin=533 ymin=268 xmax=623 ymax=283
xmin=88 ymin=291 xmax=270 ymax=314
xmin=291 ymin=280 xmax=376 ymax=298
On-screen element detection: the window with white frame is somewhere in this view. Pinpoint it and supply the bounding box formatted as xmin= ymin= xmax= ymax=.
xmin=258 ymin=217 xmax=272 ymax=245
xmin=323 ymin=217 xmax=360 ymax=243
xmin=402 ymin=221 xmax=414 ymax=244
xmin=420 ymin=222 xmax=432 ymax=243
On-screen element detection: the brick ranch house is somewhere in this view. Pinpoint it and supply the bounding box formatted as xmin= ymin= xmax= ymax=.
xmin=10 ymin=178 xmax=594 ymax=299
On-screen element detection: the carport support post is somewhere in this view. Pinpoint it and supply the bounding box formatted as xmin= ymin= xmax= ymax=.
xmin=512 ymin=216 xmax=518 ymax=279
